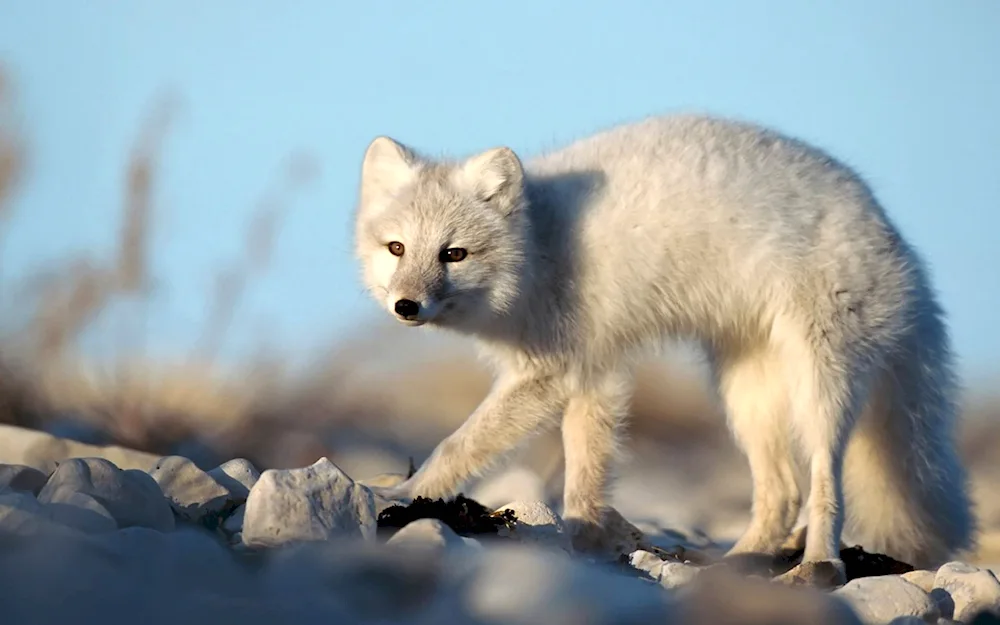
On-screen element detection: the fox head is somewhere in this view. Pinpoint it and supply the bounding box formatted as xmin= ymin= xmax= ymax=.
xmin=353 ymin=136 xmax=528 ymax=330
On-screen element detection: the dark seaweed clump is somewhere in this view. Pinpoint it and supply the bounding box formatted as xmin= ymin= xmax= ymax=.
xmin=839 ymin=545 xmax=914 ymax=580
xmin=376 ymin=495 xmax=517 ymax=539
xmin=767 ymin=544 xmax=915 ymax=581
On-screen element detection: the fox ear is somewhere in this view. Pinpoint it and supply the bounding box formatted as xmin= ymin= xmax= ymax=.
xmin=457 ymin=147 xmax=525 ymax=215
xmin=360 ymin=136 xmax=418 ymax=208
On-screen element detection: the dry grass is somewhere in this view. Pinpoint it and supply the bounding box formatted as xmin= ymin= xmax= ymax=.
xmin=1 ymin=59 xmax=999 ymax=560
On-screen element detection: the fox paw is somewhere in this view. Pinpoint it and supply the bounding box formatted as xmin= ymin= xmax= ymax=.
xmin=563 ymin=507 xmax=648 ymax=560
xmin=774 ymin=558 xmax=847 ymax=589
xmin=564 ymin=518 xmax=606 ymax=554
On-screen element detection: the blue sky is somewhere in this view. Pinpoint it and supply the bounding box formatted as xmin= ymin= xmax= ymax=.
xmin=1 ymin=1 xmax=998 ymax=384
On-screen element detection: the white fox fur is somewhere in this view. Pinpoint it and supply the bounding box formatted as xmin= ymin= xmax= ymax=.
xmin=352 ymin=113 xmax=976 ymax=573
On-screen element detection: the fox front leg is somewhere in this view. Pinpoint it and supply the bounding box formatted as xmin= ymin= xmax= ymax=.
xmin=382 ymin=372 xmax=567 ymax=503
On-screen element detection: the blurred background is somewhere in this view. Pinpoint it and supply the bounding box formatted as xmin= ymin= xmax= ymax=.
xmin=0 ymin=1 xmax=998 ymax=560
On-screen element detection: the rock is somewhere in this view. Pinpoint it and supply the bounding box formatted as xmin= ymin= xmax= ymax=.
xmin=207 ymin=458 xmax=260 ymax=502
xmin=0 ymin=424 xmax=162 ymax=473
xmin=357 ymin=471 xmax=407 ymax=489
xmin=90 ymin=525 xmax=253 ymax=596
xmin=149 ymin=455 xmax=234 ymax=523
xmin=0 ymin=491 xmax=80 ymax=537
xmin=629 ymin=550 xmax=667 ymax=576
xmin=659 ymin=562 xmax=702 ymax=589
xmin=902 ymin=569 xmax=937 ymax=593
xmin=903 ymin=569 xmax=956 ymax=617
xmin=469 ymin=466 xmax=546 ymax=510
xmin=37 ymin=457 xmax=174 ymax=532
xmin=627 ymin=549 xmax=700 ymax=589
xmin=678 ymin=566 xmax=864 ymax=625
xmin=0 ymin=464 xmax=48 ymax=495
xmin=262 ymin=539 xmax=449 ymax=620
xmin=777 ymin=559 xmax=848 ymax=588
xmin=386 ymin=518 xmax=475 ymax=552
xmin=222 ymin=504 xmax=245 ymax=535
xmin=1 ymin=488 xmax=115 ymax=535
xmin=934 ymin=561 xmax=1000 ymax=622
xmin=464 ymin=543 xmax=673 ymax=624
xmin=494 ymin=500 xmax=572 ymax=553
xmin=43 ymin=490 xmax=117 ymax=533
xmin=834 ymin=575 xmax=939 ymax=625
xmin=242 ymin=457 xmax=376 ymax=548
xmin=168 ymin=438 xmax=223 ymax=471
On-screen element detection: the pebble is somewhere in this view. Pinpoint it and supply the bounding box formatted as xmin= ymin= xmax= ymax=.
xmin=934 ymin=561 xmax=1000 ymax=622
xmin=386 ymin=518 xmax=477 ymax=552
xmin=834 ymin=575 xmax=939 ymax=625
xmin=494 ymin=500 xmax=572 ymax=553
xmin=37 ymin=457 xmax=174 ymax=532
xmin=149 ymin=455 xmax=234 ymax=523
xmin=43 ymin=490 xmax=117 ymax=533
xmin=0 ymin=464 xmax=48 ymax=495
xmin=207 ymin=458 xmax=260 ymax=502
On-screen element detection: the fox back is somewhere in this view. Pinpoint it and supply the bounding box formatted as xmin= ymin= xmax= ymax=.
xmin=355 ymin=114 xmax=918 ymax=370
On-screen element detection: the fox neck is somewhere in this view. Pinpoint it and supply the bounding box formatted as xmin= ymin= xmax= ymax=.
xmin=454 ymin=177 xmax=569 ymax=353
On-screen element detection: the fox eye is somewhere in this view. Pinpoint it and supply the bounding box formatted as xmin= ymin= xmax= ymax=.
xmin=440 ymin=247 xmax=468 ymax=263
xmin=387 ymin=241 xmax=405 ymax=256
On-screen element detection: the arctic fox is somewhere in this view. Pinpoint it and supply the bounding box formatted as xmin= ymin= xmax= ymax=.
xmin=352 ymin=113 xmax=975 ymax=580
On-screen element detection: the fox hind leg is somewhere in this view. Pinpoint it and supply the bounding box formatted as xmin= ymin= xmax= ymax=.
xmin=716 ymin=347 xmax=803 ymax=563
xmin=772 ymin=320 xmax=875 ymax=586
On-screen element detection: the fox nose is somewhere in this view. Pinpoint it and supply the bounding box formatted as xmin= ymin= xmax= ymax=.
xmin=394 ymin=299 xmax=420 ymax=319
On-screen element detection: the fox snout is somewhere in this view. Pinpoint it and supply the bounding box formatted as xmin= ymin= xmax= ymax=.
xmin=386 ymin=293 xmax=443 ymax=326
xmin=393 ymin=298 xmax=420 ymax=320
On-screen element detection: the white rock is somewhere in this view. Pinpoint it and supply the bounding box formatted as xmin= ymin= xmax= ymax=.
xmin=494 ymin=500 xmax=572 ymax=553
xmin=461 ymin=536 xmax=485 ymax=551
xmin=627 ymin=549 xmax=700 ymax=589
xmin=222 ymin=504 xmax=245 ymax=535
xmin=44 ymin=490 xmax=117 ymax=533
xmin=149 ymin=455 xmax=234 ymax=523
xmin=37 ymin=457 xmax=174 ymax=532
xmin=629 ymin=549 xmax=667 ymax=576
xmin=680 ymin=566 xmax=864 ymax=625
xmin=834 ymin=575 xmax=939 ymax=625
xmin=934 ymin=561 xmax=1000 ymax=622
xmin=93 ymin=525 xmax=252 ymax=595
xmin=207 ymin=458 xmax=260 ymax=502
xmin=659 ymin=561 xmax=702 ymax=589
xmin=357 ymin=471 xmax=407 ymax=489
xmin=242 ymin=457 xmax=376 ymax=547
xmin=0 ymin=492 xmax=71 ymax=537
xmin=465 ymin=543 xmax=673 ymax=624
xmin=470 ymin=466 xmax=546 ymax=510
xmin=901 ymin=569 xmax=937 ymax=593
xmin=386 ymin=518 xmax=472 ymax=552
xmin=0 ymin=464 xmax=48 ymax=495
